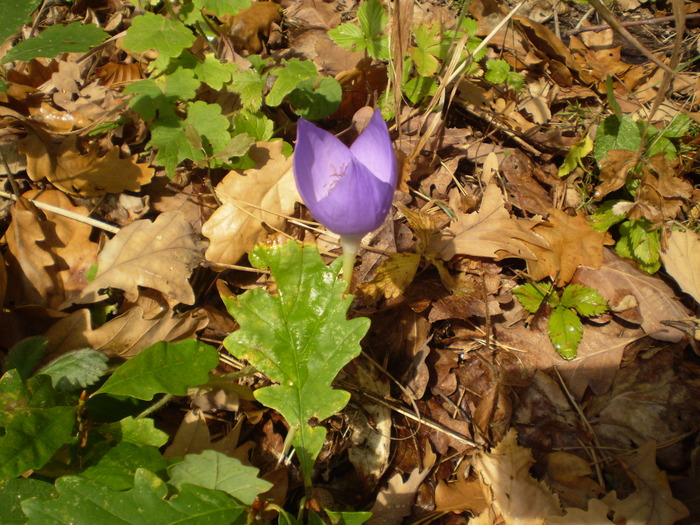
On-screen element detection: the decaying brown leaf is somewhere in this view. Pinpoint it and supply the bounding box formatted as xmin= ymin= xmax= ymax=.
xmin=574 ymin=248 xmax=689 ymax=342
xmin=594 ymin=149 xmax=639 ymax=200
xmin=69 ymin=211 xmax=206 ymax=307
xmin=432 ymin=182 xmax=549 ymax=261
xmin=473 ymin=428 xmax=563 ymax=522
xmin=358 ymin=252 xmax=421 ymax=301
xmin=629 ymin=154 xmax=693 ymax=223
xmin=601 ymin=441 xmax=689 ymax=524
xmin=527 ymin=209 xmax=608 ymax=286
xmin=20 ymin=132 xmax=155 ymax=196
xmin=202 ymin=141 xmax=300 ymax=265
xmin=44 ymin=305 xmax=208 ymax=358
xmin=660 ymin=228 xmax=700 ymax=304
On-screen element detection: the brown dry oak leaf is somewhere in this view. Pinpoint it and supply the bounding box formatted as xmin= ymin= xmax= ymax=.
xmin=431 ymin=182 xmax=549 ymax=261
xmin=44 ymin=306 xmax=208 ymax=358
xmin=473 ymin=428 xmax=563 ymax=523
xmin=573 ymin=248 xmax=689 ymax=342
xmin=202 ymin=141 xmax=300 ymax=265
xmin=660 ymin=229 xmax=700 ymax=305
xmin=20 ymin=131 xmax=154 ymax=196
xmin=527 ymin=208 xmax=608 ymax=286
xmin=68 ymin=211 xmax=206 ymax=307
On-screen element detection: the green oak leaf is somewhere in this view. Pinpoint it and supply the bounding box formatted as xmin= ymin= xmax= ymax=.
xmin=559 ymin=284 xmax=607 ymax=318
xmin=0 ymin=371 xmax=77 ymax=478
xmin=121 ymin=12 xmax=195 ymax=71
xmin=94 ymin=339 xmax=219 ymax=400
xmin=21 ymin=469 xmax=247 ymax=525
xmin=168 ymin=450 xmax=271 ymax=505
xmin=81 ymin=443 xmax=169 ymax=491
xmin=1 ymin=22 xmax=108 ymax=65
xmin=548 ymin=306 xmax=582 ymax=360
xmin=222 ymin=241 xmax=370 ymax=486
xmin=96 ymin=417 xmax=169 ymax=448
xmin=0 ymin=477 xmax=56 ymax=525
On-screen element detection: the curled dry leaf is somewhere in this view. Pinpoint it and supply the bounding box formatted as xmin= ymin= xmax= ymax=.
xmin=432 ymin=182 xmax=549 ymax=261
xmin=629 ymin=154 xmax=693 ymax=223
xmin=202 ymin=141 xmax=300 ymax=265
xmin=68 ymin=211 xmax=206 ymax=307
xmin=20 ymin=131 xmax=154 ymax=196
xmin=594 ymin=149 xmax=639 ymax=200
xmin=44 ymin=306 xmax=208 ymax=358
xmin=660 ymin=229 xmax=700 ymax=304
xmin=527 ymin=209 xmax=608 ymax=286
xmin=573 ymin=248 xmax=688 ymax=342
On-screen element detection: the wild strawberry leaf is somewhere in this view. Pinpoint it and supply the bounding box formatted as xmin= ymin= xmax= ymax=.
xmin=512 ymin=282 xmax=555 ymax=313
xmin=222 ymin=241 xmax=370 ymax=485
xmin=94 ymin=339 xmax=219 ymax=400
xmin=559 ymin=284 xmax=608 ymax=317
xmin=548 ymin=306 xmax=582 ymax=360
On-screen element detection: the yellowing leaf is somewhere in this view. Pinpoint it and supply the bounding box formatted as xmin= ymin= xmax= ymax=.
xmin=558 ymin=134 xmax=592 ymax=177
xmin=68 ymin=211 xmax=206 ymax=307
xmin=660 ymin=229 xmax=700 ymax=305
xmin=202 ymin=141 xmax=300 ymax=265
xmin=20 ymin=133 xmax=155 ymax=196
xmin=473 ymin=428 xmax=563 ymax=523
xmin=431 ymin=182 xmax=549 ymax=261
xmin=358 ymin=252 xmax=420 ymax=300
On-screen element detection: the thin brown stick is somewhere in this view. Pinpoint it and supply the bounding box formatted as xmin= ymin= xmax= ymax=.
xmin=565 ymin=12 xmax=700 ymax=37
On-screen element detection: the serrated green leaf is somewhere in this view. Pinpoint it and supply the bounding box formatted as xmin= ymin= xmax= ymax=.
xmin=232 ymin=110 xmax=273 ymax=142
xmin=409 ymin=46 xmax=440 ymax=77
xmin=594 ymin=114 xmax=641 ymax=163
xmin=36 ymin=349 xmax=109 ymax=392
xmin=0 ymin=477 xmax=56 ymax=525
xmin=1 ymin=22 xmax=108 ymax=65
xmin=484 ymin=59 xmax=510 ymax=84
xmin=358 ymin=0 xmax=388 ymax=59
xmin=168 ymin=450 xmax=271 ymax=505
xmin=94 ymin=339 xmax=219 ymax=400
xmin=512 ymin=282 xmax=555 ymax=313
xmin=2 ymin=336 xmax=48 ymax=379
xmin=588 ymin=200 xmax=627 ymax=232
xmin=158 ymin=66 xmax=201 ymax=101
xmin=81 ymin=443 xmax=169 ymax=491
xmin=403 ymin=76 xmax=436 ymax=104
xmin=662 ymin=113 xmax=691 ymax=138
xmin=0 ymin=371 xmax=77 ymax=478
xmin=193 ymin=53 xmax=237 ymax=90
xmin=328 ymin=23 xmax=366 ymax=53
xmin=548 ymin=306 xmax=582 ymax=360
xmin=288 ymin=76 xmax=342 ymax=120
xmin=148 ymin=115 xmax=197 ymax=177
xmin=559 ymin=284 xmax=607 ymax=317
xmin=629 ymin=220 xmax=660 ymax=265
xmin=222 ymin=241 xmax=370 ymax=486
xmin=229 ymin=69 xmax=266 ymax=110
xmin=558 ymin=134 xmax=593 ymax=177
xmin=0 ymin=0 xmax=40 ymax=47
xmin=266 ymin=59 xmax=318 ymax=107
xmin=21 ymin=469 xmax=247 ymax=525
xmin=186 ymin=100 xmax=232 ymax=155
xmin=121 ymin=12 xmax=195 ymax=71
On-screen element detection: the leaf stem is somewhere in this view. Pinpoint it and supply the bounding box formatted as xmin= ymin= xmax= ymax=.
xmin=340 ymin=234 xmax=362 ymax=291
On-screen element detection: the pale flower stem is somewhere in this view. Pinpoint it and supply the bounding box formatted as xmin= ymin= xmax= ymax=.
xmin=340 ymin=234 xmax=363 ymax=291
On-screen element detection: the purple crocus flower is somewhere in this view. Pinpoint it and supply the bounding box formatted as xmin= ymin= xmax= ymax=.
xmin=293 ymin=109 xmax=397 ymax=238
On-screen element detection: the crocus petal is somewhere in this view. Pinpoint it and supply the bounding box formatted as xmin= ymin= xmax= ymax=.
xmin=294 ymin=118 xmax=353 ymax=207
xmin=349 ymin=109 xmax=397 ymax=187
xmin=311 ymin=158 xmax=394 ymax=236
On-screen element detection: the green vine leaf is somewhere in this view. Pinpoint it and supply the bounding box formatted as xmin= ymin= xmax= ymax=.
xmin=121 ymin=12 xmax=195 ymax=71
xmin=222 ymin=241 xmax=370 ymax=486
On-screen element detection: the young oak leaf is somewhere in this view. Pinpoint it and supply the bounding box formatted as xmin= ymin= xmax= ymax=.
xmin=222 ymin=241 xmax=370 ymax=485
